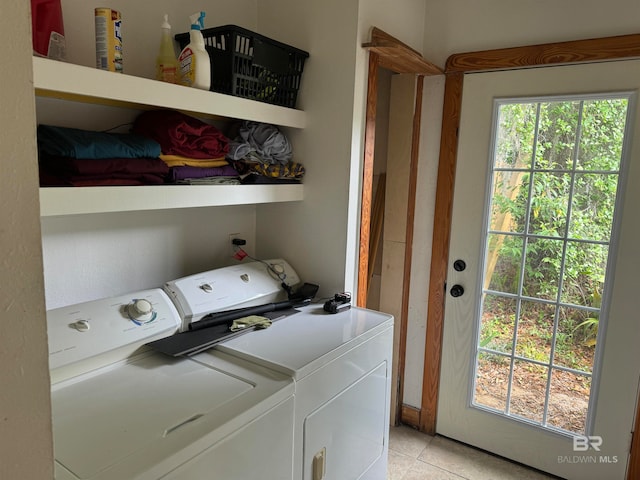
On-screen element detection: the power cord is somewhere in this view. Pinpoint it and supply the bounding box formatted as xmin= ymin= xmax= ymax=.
xmin=231 ymin=242 xmax=288 ymax=284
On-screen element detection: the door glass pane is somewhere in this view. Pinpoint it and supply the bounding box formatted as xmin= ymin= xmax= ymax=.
xmin=556 ymin=306 xmax=597 ymax=373
xmin=484 ymin=234 xmax=522 ymax=294
xmin=561 ymin=241 xmax=608 ymax=306
xmin=494 ymin=103 xmax=537 ymax=169
xmin=577 ymin=99 xmax=626 ymax=171
xmin=534 ymin=101 xmax=580 ymax=170
xmin=547 ymin=369 xmax=591 ymax=435
xmin=527 ymin=172 xmax=571 ymax=237
xmin=472 ymin=95 xmax=628 ymax=435
xmin=478 ymin=294 xmax=516 ymax=353
xmin=569 ymin=173 xmax=618 ymax=241
xmin=515 ymin=300 xmax=554 ymax=363
xmin=522 ymin=237 xmax=562 ymax=301
xmin=489 ymin=171 xmax=530 ymax=233
xmin=510 ymin=360 xmax=548 ymax=423
xmin=475 ymin=351 xmax=510 ymax=412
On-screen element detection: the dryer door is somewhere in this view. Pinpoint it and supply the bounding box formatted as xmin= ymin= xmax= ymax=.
xmin=303 ymin=362 xmax=388 ymax=480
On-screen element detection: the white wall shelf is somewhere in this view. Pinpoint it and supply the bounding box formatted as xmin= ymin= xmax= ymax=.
xmin=39 ymin=184 xmax=304 ymax=216
xmin=34 ymin=57 xmax=306 ymax=216
xmin=33 ymin=57 xmax=307 ymax=128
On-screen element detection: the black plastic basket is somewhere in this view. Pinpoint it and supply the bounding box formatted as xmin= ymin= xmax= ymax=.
xmin=176 ymin=25 xmax=309 ymax=108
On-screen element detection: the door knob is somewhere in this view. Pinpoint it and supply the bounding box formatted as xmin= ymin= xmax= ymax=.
xmin=450 ymin=284 xmax=464 ymax=297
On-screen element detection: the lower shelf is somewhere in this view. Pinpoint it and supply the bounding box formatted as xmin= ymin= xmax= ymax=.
xmin=39 ymin=184 xmax=304 ymax=216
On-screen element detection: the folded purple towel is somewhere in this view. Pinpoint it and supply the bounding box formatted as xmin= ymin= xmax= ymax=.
xmin=170 ymin=165 xmax=238 ymax=182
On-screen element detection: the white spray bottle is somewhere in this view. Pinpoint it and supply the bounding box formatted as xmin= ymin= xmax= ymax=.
xmin=178 ymin=12 xmax=210 ymax=90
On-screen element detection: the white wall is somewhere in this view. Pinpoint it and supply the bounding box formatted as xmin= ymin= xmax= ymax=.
xmin=41 ymin=207 xmax=257 ymax=308
xmin=0 ymin=1 xmax=53 ymax=478
xmin=423 ymin=0 xmax=640 ymax=67
xmin=255 ymin=0 xmax=361 ymax=296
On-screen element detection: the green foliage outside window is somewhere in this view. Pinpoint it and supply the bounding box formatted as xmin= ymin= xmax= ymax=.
xmin=488 ymin=98 xmax=626 ymax=347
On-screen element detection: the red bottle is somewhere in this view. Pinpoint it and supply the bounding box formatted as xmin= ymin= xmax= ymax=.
xmin=31 ymin=0 xmax=66 ymax=60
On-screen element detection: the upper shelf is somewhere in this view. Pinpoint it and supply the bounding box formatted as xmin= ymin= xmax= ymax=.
xmin=32 ymin=57 xmax=307 ymax=129
xmin=39 ymin=184 xmax=304 ymax=217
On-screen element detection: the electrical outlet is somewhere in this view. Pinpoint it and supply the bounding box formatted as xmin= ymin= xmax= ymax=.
xmin=229 ymin=233 xmax=245 ymax=256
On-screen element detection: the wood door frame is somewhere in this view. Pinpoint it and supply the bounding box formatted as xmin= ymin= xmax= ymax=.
xmin=359 ymin=28 xmax=443 ymax=423
xmin=420 ymin=32 xmax=640 ymax=479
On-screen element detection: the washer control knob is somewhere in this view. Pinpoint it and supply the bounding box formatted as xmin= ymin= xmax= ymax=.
xmin=272 ymin=264 xmax=285 ymax=275
xmin=200 ymin=283 xmax=213 ymax=293
xmin=71 ymin=319 xmax=90 ymax=332
xmin=127 ymin=299 xmax=156 ymax=324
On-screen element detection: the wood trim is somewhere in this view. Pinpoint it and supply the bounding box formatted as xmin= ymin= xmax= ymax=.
xmin=366 ymin=44 xmax=443 ymax=75
xmin=396 ymin=75 xmax=425 ymax=420
xmin=420 ymin=72 xmax=464 ymax=435
xmin=358 ymin=28 xmax=443 ymax=306
xmin=358 ymin=28 xmax=442 ymax=426
xmin=400 ymin=404 xmax=422 ymax=429
xmin=367 ymin=173 xmax=386 ymax=294
xmin=423 ymin=36 xmax=640 ymax=472
xmin=368 ymin=27 xmax=424 ymax=57
xmin=356 ymin=52 xmax=379 ymax=307
xmin=445 ymin=33 xmax=640 ymax=73
xmin=363 ymin=28 xmax=443 ymax=76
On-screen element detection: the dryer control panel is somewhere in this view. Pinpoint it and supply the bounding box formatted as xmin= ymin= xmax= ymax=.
xmin=164 ymin=259 xmax=300 ymax=331
xmin=47 ymin=288 xmax=181 ymax=372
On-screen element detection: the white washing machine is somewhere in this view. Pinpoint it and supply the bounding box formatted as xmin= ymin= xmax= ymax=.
xmin=47 ymin=288 xmax=295 ymax=480
xmin=164 ymin=260 xmax=394 ymax=480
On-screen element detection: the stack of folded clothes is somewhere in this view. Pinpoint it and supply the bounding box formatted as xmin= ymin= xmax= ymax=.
xmin=38 ymin=125 xmax=169 ymax=186
xmin=226 ymin=121 xmax=305 ymax=184
xmin=133 ymin=110 xmax=240 ymax=185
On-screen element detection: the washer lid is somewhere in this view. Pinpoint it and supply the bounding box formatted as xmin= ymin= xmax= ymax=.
xmin=52 ymin=353 xmax=254 ymax=479
xmin=216 ymin=305 xmax=393 ymax=379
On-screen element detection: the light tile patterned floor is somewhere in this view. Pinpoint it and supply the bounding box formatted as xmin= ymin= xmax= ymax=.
xmin=387 ymin=425 xmax=559 ymax=480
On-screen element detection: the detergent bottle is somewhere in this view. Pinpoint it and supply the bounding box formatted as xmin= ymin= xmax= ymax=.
xmin=31 ymin=0 xmax=66 ymax=60
xmin=178 ymin=12 xmax=210 ymax=90
xmin=155 ymin=14 xmax=179 ymax=83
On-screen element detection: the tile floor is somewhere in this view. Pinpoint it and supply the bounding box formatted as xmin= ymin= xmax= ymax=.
xmin=387 ymin=425 xmax=559 ymax=480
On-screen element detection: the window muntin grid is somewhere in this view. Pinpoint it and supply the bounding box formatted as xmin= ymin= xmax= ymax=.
xmin=472 ymin=96 xmax=628 ymax=435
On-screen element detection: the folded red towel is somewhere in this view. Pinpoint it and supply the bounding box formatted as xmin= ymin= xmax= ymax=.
xmin=40 ymin=171 xmax=167 ymax=186
xmin=41 ymin=155 xmax=169 ymax=176
xmin=133 ymin=110 xmax=230 ymax=159
xmin=39 ymin=155 xmax=169 ymax=186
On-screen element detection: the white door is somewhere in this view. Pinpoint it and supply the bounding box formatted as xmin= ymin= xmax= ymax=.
xmin=437 ymin=60 xmax=640 ymax=480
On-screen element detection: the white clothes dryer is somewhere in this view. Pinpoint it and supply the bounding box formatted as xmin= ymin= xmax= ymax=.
xmin=217 ymin=304 xmax=394 ymax=480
